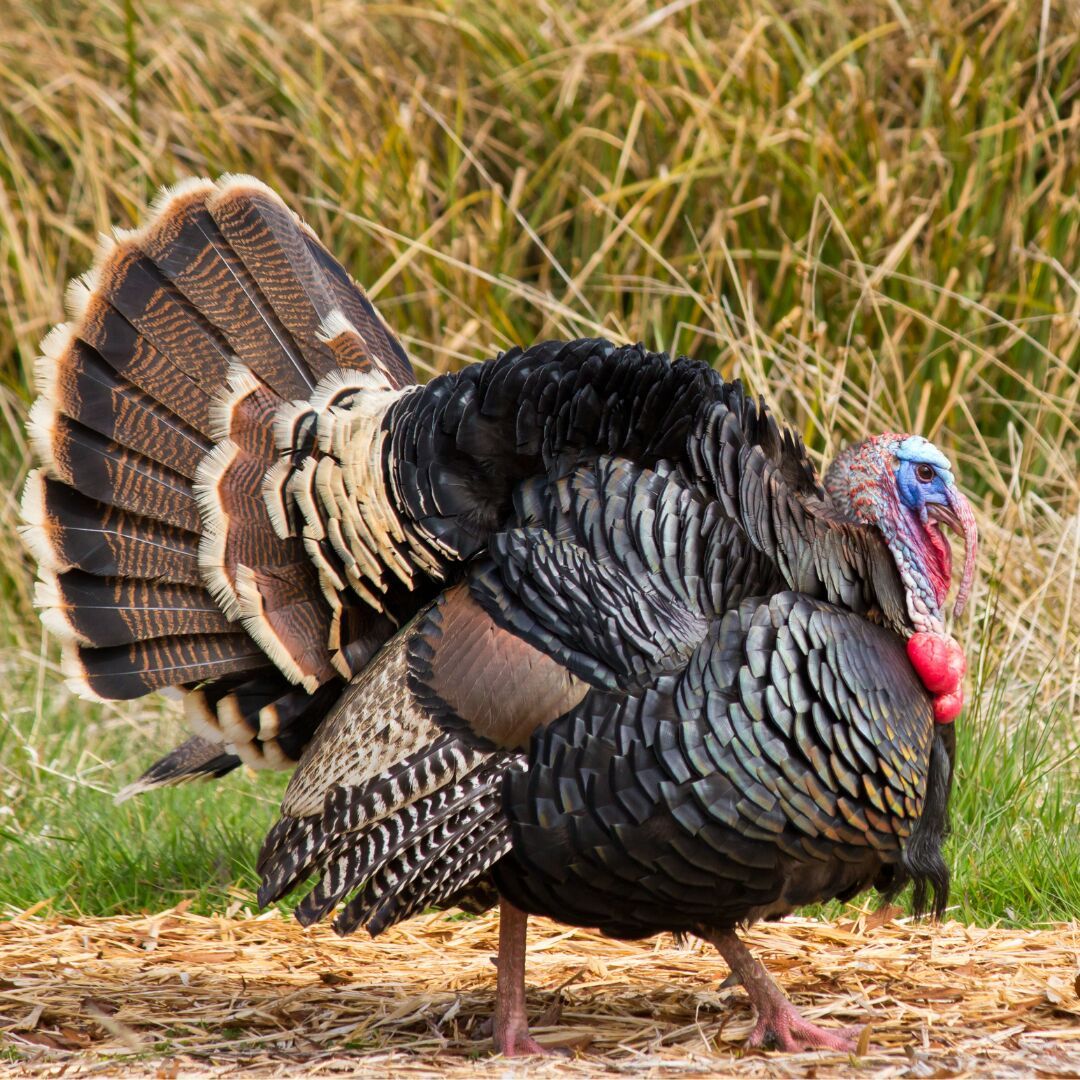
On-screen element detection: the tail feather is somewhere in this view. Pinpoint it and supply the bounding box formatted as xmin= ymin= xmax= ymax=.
xmin=28 ymin=405 xmax=201 ymax=533
xmin=71 ymin=633 xmax=266 ymax=701
xmin=39 ymin=333 xmax=211 ymax=478
xmin=119 ymin=675 xmax=342 ymax=798
xmin=300 ymin=234 xmax=413 ymax=389
xmin=37 ymin=570 xmax=233 ymax=647
xmin=135 ymin=182 xmax=315 ymax=400
xmin=79 ymin=248 xmax=232 ymax=435
xmin=19 ymin=473 xmax=202 ymax=586
xmin=193 ymin=437 xmax=297 ymax=619
xmin=319 ymin=312 xmax=376 ymax=373
xmin=115 ymin=736 xmax=240 ymax=802
xmin=206 ymin=179 xmax=342 ymax=382
xmin=180 ymin=674 xmax=339 ymax=770
xmin=209 ymin=367 xmax=279 ymax=455
xmin=234 ymin=562 xmax=339 ymax=692
xmin=22 ymin=175 xmax=416 ymax=783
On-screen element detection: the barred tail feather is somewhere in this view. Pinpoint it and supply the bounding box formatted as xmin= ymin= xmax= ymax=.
xmin=21 ymin=175 xmax=416 ymax=786
xmin=19 ymin=472 xmax=202 ymax=585
xmin=115 ymin=736 xmax=240 ymax=802
xmin=69 ymin=634 xmax=266 ymax=702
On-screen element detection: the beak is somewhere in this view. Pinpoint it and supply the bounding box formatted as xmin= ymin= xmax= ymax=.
xmin=928 ymin=490 xmax=978 ymax=619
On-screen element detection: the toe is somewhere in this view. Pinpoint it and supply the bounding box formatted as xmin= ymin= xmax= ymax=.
xmin=789 ymin=1019 xmax=862 ymax=1053
xmin=746 ymin=1013 xmax=864 ymax=1053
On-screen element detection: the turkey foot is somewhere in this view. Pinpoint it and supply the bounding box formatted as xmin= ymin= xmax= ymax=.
xmin=494 ymin=1019 xmax=549 ymax=1057
xmin=703 ymin=929 xmax=864 ymax=1053
xmin=492 ymin=897 xmax=565 ymax=1056
xmin=746 ymin=1009 xmax=862 ymax=1053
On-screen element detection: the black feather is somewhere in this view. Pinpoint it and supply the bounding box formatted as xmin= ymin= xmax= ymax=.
xmin=885 ymin=729 xmax=954 ymax=919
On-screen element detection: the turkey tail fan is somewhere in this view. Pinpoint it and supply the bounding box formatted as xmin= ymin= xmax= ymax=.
xmin=19 ymin=175 xmax=415 ymax=788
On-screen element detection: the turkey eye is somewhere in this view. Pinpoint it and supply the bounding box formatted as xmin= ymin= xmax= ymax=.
xmin=915 ymin=463 xmax=935 ymax=483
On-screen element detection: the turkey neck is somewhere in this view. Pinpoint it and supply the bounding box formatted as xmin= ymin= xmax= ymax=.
xmin=876 ymin=488 xmax=950 ymax=635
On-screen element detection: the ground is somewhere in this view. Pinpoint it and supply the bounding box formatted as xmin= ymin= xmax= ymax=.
xmin=0 ymin=908 xmax=1077 ymax=1077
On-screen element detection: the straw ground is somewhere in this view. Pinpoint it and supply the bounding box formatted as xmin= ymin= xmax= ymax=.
xmin=1 ymin=907 xmax=1079 ymax=1076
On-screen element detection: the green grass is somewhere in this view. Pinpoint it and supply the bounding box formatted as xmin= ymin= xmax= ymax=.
xmin=0 ymin=0 xmax=1077 ymax=925
xmin=0 ymin=650 xmax=287 ymax=916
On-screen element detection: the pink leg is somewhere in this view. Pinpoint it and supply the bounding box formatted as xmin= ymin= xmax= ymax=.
xmin=492 ymin=897 xmax=550 ymax=1056
xmin=705 ymin=929 xmax=864 ymax=1053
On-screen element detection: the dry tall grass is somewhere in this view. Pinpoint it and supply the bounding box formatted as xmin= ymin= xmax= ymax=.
xmin=0 ymin=0 xmax=1076 ymax=920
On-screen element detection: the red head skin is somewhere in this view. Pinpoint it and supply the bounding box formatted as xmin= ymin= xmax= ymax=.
xmin=825 ymin=434 xmax=978 ymax=724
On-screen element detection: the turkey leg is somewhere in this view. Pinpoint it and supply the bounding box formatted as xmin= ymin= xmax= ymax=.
xmin=492 ymin=897 xmax=549 ymax=1056
xmin=703 ymin=929 xmax=863 ymax=1053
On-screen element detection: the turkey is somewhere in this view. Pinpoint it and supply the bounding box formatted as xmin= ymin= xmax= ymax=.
xmin=20 ymin=176 xmax=978 ymax=1056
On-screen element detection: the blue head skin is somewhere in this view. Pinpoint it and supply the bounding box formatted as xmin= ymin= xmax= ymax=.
xmin=894 ymin=436 xmax=955 ymax=516
xmin=824 ymin=434 xmax=978 ymax=633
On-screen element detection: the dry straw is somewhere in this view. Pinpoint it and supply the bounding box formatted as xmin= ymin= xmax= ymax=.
xmin=1 ymin=906 xmax=1078 ymax=1077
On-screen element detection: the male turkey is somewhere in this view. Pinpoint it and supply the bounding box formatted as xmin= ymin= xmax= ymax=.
xmin=21 ymin=176 xmax=977 ymax=1055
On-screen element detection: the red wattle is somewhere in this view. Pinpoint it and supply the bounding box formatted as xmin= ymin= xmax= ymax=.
xmin=907 ymin=632 xmax=966 ymax=693
xmin=907 ymin=632 xmax=967 ymax=723
xmin=933 ymin=688 xmax=964 ymax=723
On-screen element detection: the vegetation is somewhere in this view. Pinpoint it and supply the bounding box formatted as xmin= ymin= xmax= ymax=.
xmin=0 ymin=0 xmax=1076 ymax=924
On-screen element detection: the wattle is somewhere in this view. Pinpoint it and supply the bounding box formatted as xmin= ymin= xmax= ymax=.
xmin=922 ymin=523 xmax=953 ymax=609
xmin=907 ymin=632 xmax=967 ymax=723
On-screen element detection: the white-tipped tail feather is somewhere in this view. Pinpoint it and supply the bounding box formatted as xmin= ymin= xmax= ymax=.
xmin=59 ymin=646 xmax=108 ymax=704
xmin=209 ymin=365 xmax=269 ymax=444
xmin=33 ymin=570 xmax=88 ymax=646
xmin=25 ymin=398 xmax=59 ymax=479
xmin=234 ymin=564 xmax=319 ymax=693
xmin=315 ymin=308 xmax=359 ymax=346
xmin=193 ymin=440 xmax=246 ymax=621
xmin=17 ymin=471 xmax=67 ymax=574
